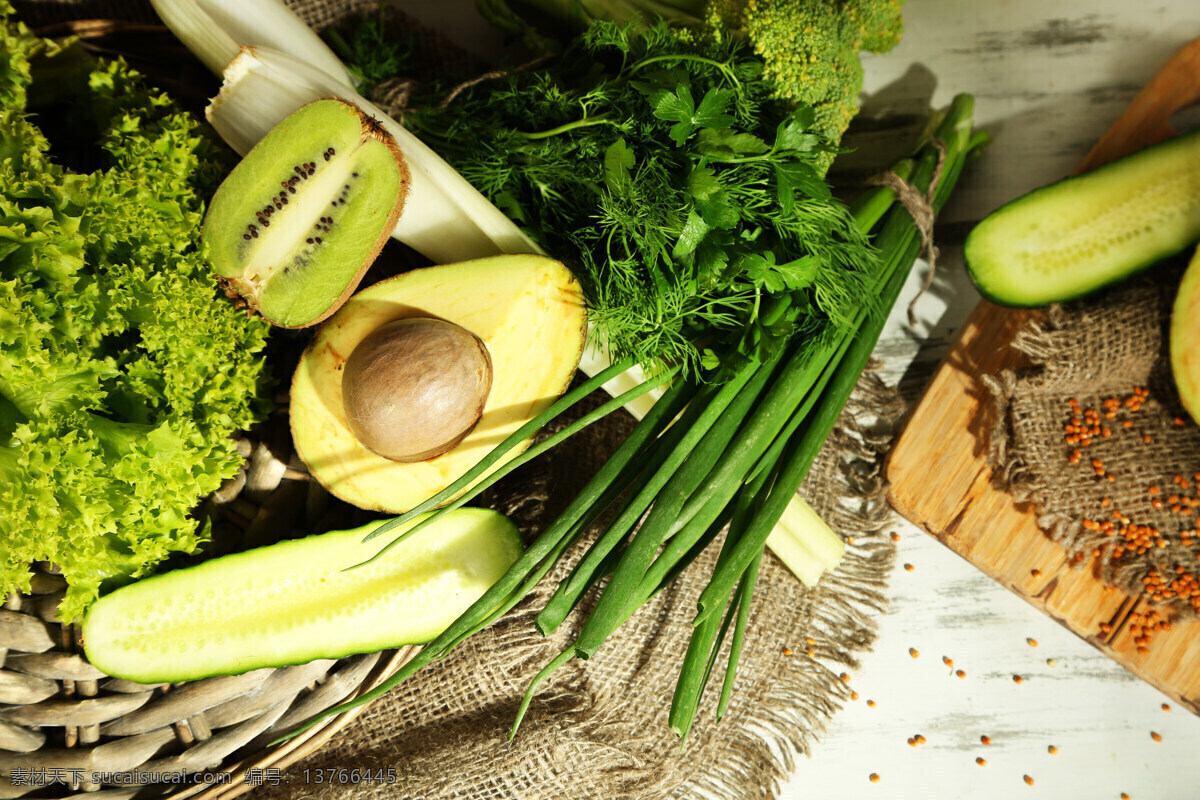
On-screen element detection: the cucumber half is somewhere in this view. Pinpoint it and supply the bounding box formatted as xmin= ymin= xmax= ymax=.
xmin=82 ymin=509 xmax=521 ymax=683
xmin=1171 ymin=246 xmax=1200 ymax=426
xmin=965 ymin=129 xmax=1200 ymax=308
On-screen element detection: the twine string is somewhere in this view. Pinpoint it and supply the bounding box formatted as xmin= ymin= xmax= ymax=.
xmin=376 ymin=54 xmax=553 ymax=120
xmin=437 ymin=54 xmax=552 ymax=108
xmin=867 ymin=138 xmax=947 ymax=325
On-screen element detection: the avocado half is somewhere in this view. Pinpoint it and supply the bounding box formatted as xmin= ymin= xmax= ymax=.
xmin=290 ymin=253 xmax=587 ymax=513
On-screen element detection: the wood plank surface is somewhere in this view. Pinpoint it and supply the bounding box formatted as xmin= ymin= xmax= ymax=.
xmin=885 ymin=37 xmax=1200 ymax=715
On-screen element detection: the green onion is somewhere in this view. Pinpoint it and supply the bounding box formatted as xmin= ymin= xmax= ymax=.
xmin=716 ymin=548 xmax=762 ymax=720
xmin=535 ymin=356 xmax=770 ymax=635
xmin=277 ymin=94 xmax=984 ymax=746
xmin=354 ymin=357 xmax=670 ymax=565
xmin=669 ymin=460 xmax=771 ymax=741
xmin=694 ymin=94 xmax=978 ymax=625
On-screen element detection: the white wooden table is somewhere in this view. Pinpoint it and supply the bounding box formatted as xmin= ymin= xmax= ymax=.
xmin=399 ymin=1 xmax=1200 ymax=796
xmin=792 ymin=2 xmax=1200 ymax=798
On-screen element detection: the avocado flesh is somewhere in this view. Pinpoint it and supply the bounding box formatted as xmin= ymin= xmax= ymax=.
xmin=290 ymin=253 xmax=587 ymax=513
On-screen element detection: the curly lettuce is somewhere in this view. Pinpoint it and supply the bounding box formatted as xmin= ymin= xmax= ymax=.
xmin=0 ymin=3 xmax=271 ymax=622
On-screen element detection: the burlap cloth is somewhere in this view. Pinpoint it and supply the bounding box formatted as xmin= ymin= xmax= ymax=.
xmin=985 ymin=256 xmax=1200 ymax=620
xmin=13 ymin=1 xmax=905 ymax=796
xmin=252 ymin=374 xmax=901 ymax=800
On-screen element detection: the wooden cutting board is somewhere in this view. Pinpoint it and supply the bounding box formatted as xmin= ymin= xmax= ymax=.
xmin=885 ymin=37 xmax=1200 ymax=714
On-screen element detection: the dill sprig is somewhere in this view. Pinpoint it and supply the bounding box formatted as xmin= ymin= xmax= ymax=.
xmin=404 ymin=21 xmax=875 ymax=376
xmin=324 ymin=3 xmax=412 ymax=93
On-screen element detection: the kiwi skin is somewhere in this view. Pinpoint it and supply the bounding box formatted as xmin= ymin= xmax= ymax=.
xmin=341 ymin=317 xmax=494 ymax=462
xmin=203 ymin=98 xmax=410 ymax=329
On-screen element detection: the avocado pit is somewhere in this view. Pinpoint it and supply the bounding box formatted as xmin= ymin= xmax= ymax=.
xmin=341 ymin=317 xmax=493 ymax=462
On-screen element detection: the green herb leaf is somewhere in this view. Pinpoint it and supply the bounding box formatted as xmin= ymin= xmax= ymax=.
xmin=739 ymin=252 xmax=782 ymax=293
xmin=774 ymin=255 xmax=820 ymax=290
xmin=673 ymin=210 xmax=710 ymax=259
xmin=693 ymin=88 xmax=735 ymax=129
xmin=604 ymin=138 xmax=635 ymax=190
xmin=687 ymin=166 xmax=739 ymax=229
xmin=738 ymin=252 xmax=820 ymax=294
xmin=775 ymin=107 xmax=821 ymax=153
xmin=696 ymin=128 xmax=770 ymax=157
xmin=775 ymin=161 xmax=831 ymax=213
xmin=651 ymin=84 xmax=696 ymax=146
xmin=695 ymin=237 xmax=732 ymax=291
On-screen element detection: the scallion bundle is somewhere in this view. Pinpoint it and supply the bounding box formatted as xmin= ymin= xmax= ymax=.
xmin=144 ymin=0 xmax=986 ymax=743
xmin=284 ymin=93 xmax=986 ymax=743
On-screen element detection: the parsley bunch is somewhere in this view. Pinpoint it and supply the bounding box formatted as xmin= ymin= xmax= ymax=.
xmin=405 ymin=22 xmax=873 ymax=376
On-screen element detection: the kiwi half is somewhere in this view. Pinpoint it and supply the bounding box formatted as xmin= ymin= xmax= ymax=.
xmin=202 ymin=98 xmax=409 ymax=328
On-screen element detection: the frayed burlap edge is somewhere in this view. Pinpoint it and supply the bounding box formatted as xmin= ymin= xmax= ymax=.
xmin=247 ymin=367 xmax=903 ymax=800
xmin=981 ymin=305 xmax=1088 ymax=548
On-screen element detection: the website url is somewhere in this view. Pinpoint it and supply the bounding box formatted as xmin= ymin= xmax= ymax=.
xmin=9 ymin=768 xmax=234 ymax=787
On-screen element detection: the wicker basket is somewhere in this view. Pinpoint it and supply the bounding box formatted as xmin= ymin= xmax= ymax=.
xmin=0 ymin=614 xmax=416 ymax=800
xmin=0 ymin=418 xmax=421 ymax=800
xmin=0 ymin=14 xmax=440 ymax=799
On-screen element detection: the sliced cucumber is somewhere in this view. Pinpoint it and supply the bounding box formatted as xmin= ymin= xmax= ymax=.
xmin=82 ymin=509 xmax=521 ymax=683
xmin=965 ymin=130 xmax=1200 ymax=307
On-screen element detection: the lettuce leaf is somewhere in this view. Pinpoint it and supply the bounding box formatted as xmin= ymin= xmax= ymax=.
xmin=0 ymin=3 xmax=271 ymax=622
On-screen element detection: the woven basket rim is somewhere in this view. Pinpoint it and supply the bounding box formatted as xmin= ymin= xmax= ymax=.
xmin=168 ymin=646 xmax=420 ymax=800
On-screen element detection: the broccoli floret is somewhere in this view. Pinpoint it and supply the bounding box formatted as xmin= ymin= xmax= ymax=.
xmin=845 ymin=0 xmax=905 ymax=52
xmin=472 ymin=0 xmax=903 ymax=168
xmin=706 ymin=0 xmax=903 ymax=167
